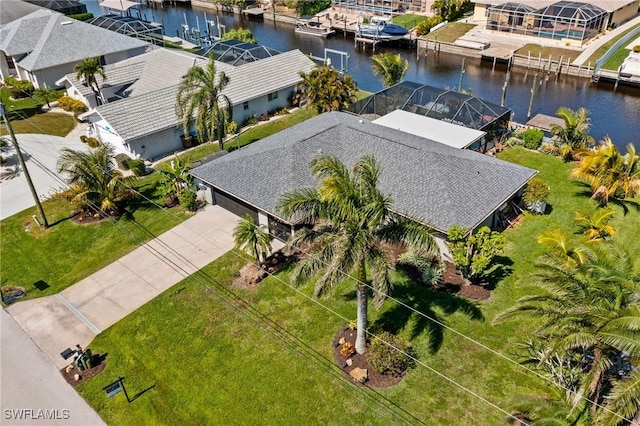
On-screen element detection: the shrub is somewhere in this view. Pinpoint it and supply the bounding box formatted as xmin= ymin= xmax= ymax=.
xmin=522 ymin=128 xmax=544 ymax=150
xmin=275 ymin=107 xmax=289 ymax=116
xmin=5 ymin=76 xmax=34 ymax=99
xmin=79 ymin=135 xmax=88 ymax=144
xmin=85 ymin=137 xmax=99 ymax=148
xmin=178 ymin=189 xmax=198 ymax=211
xmin=523 ymin=177 xmax=550 ymax=207
xmin=259 ymin=113 xmax=269 ymax=122
xmin=226 ymin=121 xmax=238 ymax=135
xmin=415 ymin=16 xmax=443 ymax=36
xmin=366 ymin=331 xmax=414 ymax=376
xmin=245 ymin=114 xmax=258 ymax=126
xmin=70 ymin=99 xmax=87 ymax=114
xmin=126 ymin=159 xmax=146 ymax=177
xmin=115 ymin=153 xmax=131 ymax=170
xmin=634 ymin=45 xmax=640 ymax=53
xmin=57 ymin=96 xmax=86 ymax=113
xmin=67 ymin=12 xmax=93 ymax=21
xmin=340 ymin=342 xmax=355 ymax=358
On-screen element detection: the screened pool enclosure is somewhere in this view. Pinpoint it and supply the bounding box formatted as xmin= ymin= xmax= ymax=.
xmin=196 ymin=40 xmax=281 ymax=66
xmin=486 ymin=1 xmax=607 ymax=44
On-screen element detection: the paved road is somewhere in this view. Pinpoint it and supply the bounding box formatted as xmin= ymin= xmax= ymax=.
xmin=0 ymin=133 xmax=85 ymax=220
xmin=0 ymin=309 xmax=106 ymax=426
xmin=7 ymin=205 xmax=239 ymax=369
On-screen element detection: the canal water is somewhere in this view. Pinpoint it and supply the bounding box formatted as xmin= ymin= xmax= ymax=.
xmin=82 ymin=1 xmax=639 ymax=148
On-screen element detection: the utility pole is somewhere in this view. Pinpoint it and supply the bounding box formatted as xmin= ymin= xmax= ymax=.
xmin=0 ymin=101 xmax=48 ymax=228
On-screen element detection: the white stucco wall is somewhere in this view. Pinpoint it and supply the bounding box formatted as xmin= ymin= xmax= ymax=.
xmin=233 ymin=89 xmax=295 ymax=126
xmin=127 ymin=127 xmax=183 ymax=161
xmin=258 ymin=212 xmax=268 ymax=227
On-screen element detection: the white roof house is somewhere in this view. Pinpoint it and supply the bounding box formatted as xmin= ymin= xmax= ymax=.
xmin=0 ymin=1 xmax=149 ymax=88
xmin=65 ymin=47 xmax=317 ymax=161
xmin=373 ymin=109 xmax=486 ymax=149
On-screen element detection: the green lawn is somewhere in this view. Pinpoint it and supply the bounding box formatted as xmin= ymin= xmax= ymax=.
xmin=424 ymin=22 xmax=475 ymax=42
xmin=392 ymin=13 xmax=425 ymax=29
xmin=0 ymin=112 xmax=77 ymax=137
xmin=586 ymin=23 xmax=640 ymax=66
xmin=515 ymin=43 xmax=581 ymax=62
xmin=0 ymin=173 xmax=190 ymax=298
xmin=601 ymin=48 xmax=631 ymax=71
xmin=76 ymin=147 xmax=640 ymax=424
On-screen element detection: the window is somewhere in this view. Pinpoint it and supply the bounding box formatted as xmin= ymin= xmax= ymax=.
xmin=268 ymin=91 xmax=278 ymax=102
xmin=243 ymin=101 xmax=249 ymax=110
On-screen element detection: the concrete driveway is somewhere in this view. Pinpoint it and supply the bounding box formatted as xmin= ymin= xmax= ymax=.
xmin=6 ymin=205 xmax=239 ymax=369
xmin=1 ymin=310 xmax=106 ymax=426
xmin=0 ymin=133 xmax=85 ymax=220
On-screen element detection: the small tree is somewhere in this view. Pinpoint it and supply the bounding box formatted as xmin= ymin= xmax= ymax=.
xmin=294 ymin=65 xmax=357 ymax=114
xmin=222 ymin=28 xmax=257 ymax=44
xmin=370 ymin=52 xmax=409 ymax=88
xmin=33 ymin=85 xmax=58 ymax=108
xmin=522 ymin=177 xmax=550 ymax=213
xmin=233 ymin=214 xmax=273 ymax=266
xmin=447 ymin=225 xmax=505 ymax=284
xmin=522 ymin=128 xmax=544 ymax=150
xmin=159 ymin=154 xmax=192 ymax=204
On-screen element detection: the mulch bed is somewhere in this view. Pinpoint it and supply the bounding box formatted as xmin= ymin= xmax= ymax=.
xmin=437 ymin=261 xmax=492 ymax=301
xmin=60 ymin=356 xmax=107 ymax=387
xmin=71 ymin=210 xmax=113 ymax=225
xmin=332 ymin=327 xmax=404 ymax=388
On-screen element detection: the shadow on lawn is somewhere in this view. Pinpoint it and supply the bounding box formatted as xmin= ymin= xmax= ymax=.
xmin=373 ymin=284 xmax=484 ymax=354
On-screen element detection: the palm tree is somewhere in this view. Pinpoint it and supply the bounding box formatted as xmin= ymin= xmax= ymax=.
xmin=57 ymin=143 xmax=136 ymax=214
xmin=536 ymin=230 xmax=590 ymax=267
xmin=571 ymin=138 xmax=640 ymax=206
xmin=176 ymin=56 xmax=232 ymax=151
xmin=495 ymin=242 xmax=640 ymax=416
xmin=233 ymin=214 xmax=273 ymax=266
xmin=370 ymin=53 xmax=409 ymax=88
xmin=295 ymin=65 xmax=357 ymax=114
xmin=277 ymin=154 xmax=437 ymax=354
xmin=33 ymin=85 xmax=58 ymax=108
xmin=74 ymin=57 xmax=106 ymax=106
xmin=574 ymin=208 xmax=616 ymax=241
xmin=550 ymin=107 xmax=595 ymax=161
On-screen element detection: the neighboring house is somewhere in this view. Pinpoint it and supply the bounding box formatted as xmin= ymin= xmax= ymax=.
xmin=0 ymin=1 xmax=149 ymax=88
xmin=62 ymin=47 xmax=316 ymax=160
xmin=190 ymin=111 xmax=537 ymax=247
xmin=472 ymin=1 xmax=639 ymax=45
xmin=23 ymin=0 xmax=88 ymax=15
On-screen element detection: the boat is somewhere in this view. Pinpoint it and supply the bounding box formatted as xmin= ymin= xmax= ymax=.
xmin=295 ymin=16 xmax=335 ymax=38
xmin=356 ymin=16 xmax=408 ymax=41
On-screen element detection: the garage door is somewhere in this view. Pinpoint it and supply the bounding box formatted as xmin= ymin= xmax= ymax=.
xmin=212 ymin=188 xmax=258 ymax=222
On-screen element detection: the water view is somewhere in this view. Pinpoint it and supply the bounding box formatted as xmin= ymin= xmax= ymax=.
xmin=81 ymin=1 xmax=639 ymax=147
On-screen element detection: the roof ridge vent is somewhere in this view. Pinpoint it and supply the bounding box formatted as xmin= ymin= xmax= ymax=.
xmin=61 ymin=21 xmax=73 ymax=25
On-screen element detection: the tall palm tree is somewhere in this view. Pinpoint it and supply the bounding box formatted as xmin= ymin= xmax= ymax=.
xmin=370 ymin=53 xmax=409 ymax=88
xmin=277 ymin=154 xmax=437 ymax=354
xmin=571 ymin=138 xmax=640 ymax=206
xmin=57 ymin=143 xmax=136 ymax=214
xmin=295 ymin=65 xmax=357 ymax=114
xmin=176 ymin=56 xmax=232 ymax=151
xmin=550 ymin=107 xmax=595 ymax=162
xmin=74 ymin=57 xmax=106 ymax=106
xmin=233 ymin=214 xmax=273 ymax=266
xmin=495 ymin=242 xmax=640 ymax=416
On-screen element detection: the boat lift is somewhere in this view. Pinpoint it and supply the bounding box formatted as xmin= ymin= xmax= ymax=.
xmin=308 ymin=48 xmax=349 ymax=75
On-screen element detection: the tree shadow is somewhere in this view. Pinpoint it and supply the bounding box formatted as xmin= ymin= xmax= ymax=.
xmin=482 ymin=256 xmax=514 ymax=290
xmin=373 ymin=284 xmax=484 ymax=354
xmin=126 ymin=180 xmax=161 ymax=213
xmin=610 ymin=197 xmax=640 ymax=215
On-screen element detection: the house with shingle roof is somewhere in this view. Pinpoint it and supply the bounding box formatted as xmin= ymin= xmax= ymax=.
xmin=190 ymin=111 xmax=537 ymax=244
xmin=60 ymin=47 xmax=316 ymax=160
xmin=0 ymin=2 xmax=149 ymax=88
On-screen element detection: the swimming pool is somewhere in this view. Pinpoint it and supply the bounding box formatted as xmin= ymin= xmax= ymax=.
xmin=538 ymin=29 xmax=584 ymax=39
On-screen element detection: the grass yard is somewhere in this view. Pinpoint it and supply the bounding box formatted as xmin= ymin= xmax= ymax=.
xmin=0 ymin=173 xmax=190 ymax=299
xmin=601 ymin=48 xmax=631 ymax=71
xmin=76 ymin=147 xmax=640 ymax=424
xmin=0 ymin=112 xmax=77 ymax=137
xmin=392 ymin=13 xmax=425 ymax=29
xmin=424 ymin=22 xmax=475 ymax=42
xmin=515 ymin=43 xmax=581 ymax=62
xmin=586 ymin=23 xmax=640 ymax=66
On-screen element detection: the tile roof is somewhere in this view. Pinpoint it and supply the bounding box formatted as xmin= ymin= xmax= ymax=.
xmin=191 ymin=112 xmax=537 ymax=233
xmin=62 ymin=60 xmax=146 ymax=98
xmin=1 ymin=9 xmax=148 ymax=71
xmin=91 ymin=49 xmax=315 ymax=141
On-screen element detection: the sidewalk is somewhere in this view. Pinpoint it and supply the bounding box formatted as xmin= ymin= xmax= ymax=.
xmin=573 ymin=16 xmax=640 ymax=65
xmin=6 ymin=205 xmax=239 ymax=369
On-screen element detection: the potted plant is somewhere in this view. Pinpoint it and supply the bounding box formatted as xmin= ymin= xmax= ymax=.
xmin=523 ymin=177 xmax=550 ymax=214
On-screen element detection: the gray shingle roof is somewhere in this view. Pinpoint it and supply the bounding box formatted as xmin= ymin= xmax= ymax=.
xmin=1 ymin=9 xmax=148 ymax=71
xmin=91 ymin=48 xmax=315 ymax=141
xmin=191 ymin=112 xmax=537 ymax=233
xmin=0 ymin=0 xmax=44 ymax=25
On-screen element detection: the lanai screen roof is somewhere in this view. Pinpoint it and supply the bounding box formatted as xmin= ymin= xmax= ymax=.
xmin=88 ymin=14 xmax=163 ymax=45
xmin=373 ymin=110 xmax=486 ymax=149
xmin=488 ymin=2 xmax=536 ymax=13
xmin=536 ymin=1 xmax=606 ymax=20
xmin=347 ymin=81 xmax=511 ymax=131
xmin=197 ymin=39 xmax=281 ymax=66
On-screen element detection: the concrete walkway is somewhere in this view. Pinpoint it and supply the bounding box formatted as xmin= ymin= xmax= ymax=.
xmin=573 ymin=16 xmax=640 ymax=65
xmin=6 ymin=205 xmax=239 ymax=369
xmin=1 ymin=310 xmax=106 ymax=426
